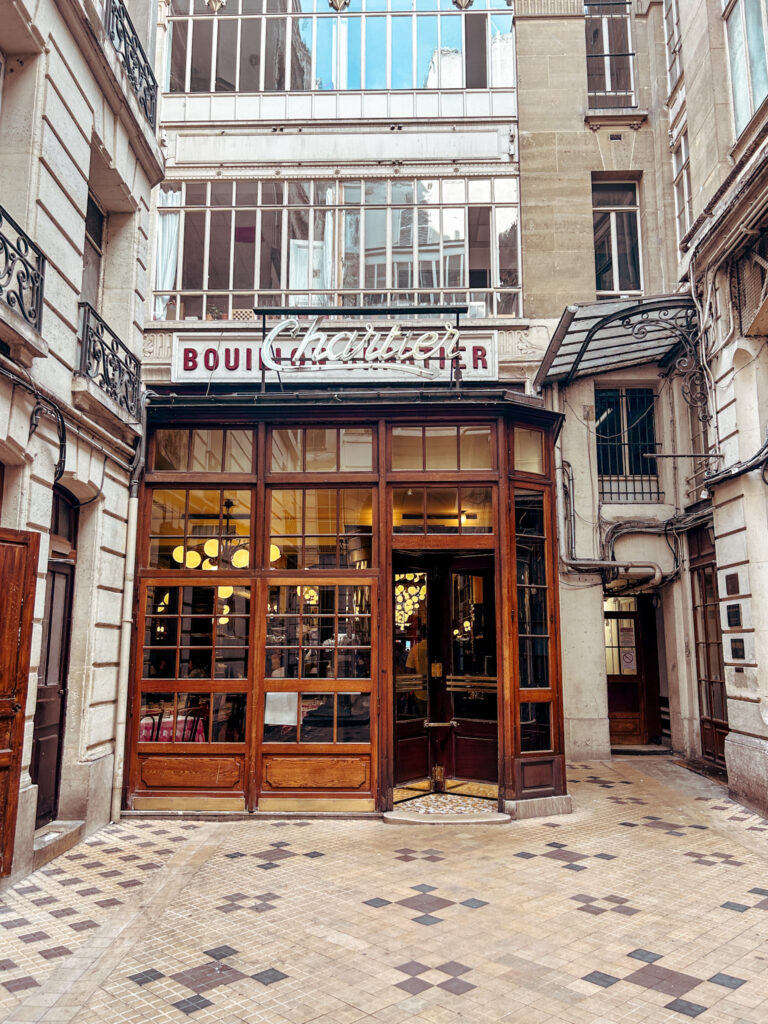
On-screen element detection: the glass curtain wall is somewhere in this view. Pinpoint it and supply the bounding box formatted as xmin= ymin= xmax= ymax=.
xmin=165 ymin=0 xmax=515 ymax=94
xmin=154 ymin=178 xmax=521 ymax=319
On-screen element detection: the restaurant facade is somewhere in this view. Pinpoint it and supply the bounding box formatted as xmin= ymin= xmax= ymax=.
xmin=130 ymin=314 xmax=568 ymax=814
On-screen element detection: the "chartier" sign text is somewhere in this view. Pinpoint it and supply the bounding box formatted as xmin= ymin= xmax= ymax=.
xmin=172 ymin=317 xmax=498 ymax=384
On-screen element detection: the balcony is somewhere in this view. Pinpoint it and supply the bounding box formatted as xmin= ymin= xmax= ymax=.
xmin=0 ymin=204 xmax=47 ymax=365
xmin=105 ymin=0 xmax=157 ymax=129
xmin=76 ymin=302 xmax=140 ymax=426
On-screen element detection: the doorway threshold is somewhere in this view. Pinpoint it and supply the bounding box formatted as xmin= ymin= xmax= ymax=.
xmin=611 ymin=744 xmax=672 ymax=756
xmin=33 ymin=820 xmax=85 ymax=870
xmin=385 ymin=792 xmax=510 ymax=824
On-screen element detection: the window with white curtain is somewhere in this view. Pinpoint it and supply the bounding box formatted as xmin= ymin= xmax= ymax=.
xmin=592 ymin=181 xmax=642 ymax=298
xmin=724 ymin=0 xmax=768 ymax=136
xmin=152 ymin=177 xmax=522 ymax=320
xmin=672 ymin=130 xmax=693 ymax=245
xmin=663 ymin=0 xmax=683 ymax=94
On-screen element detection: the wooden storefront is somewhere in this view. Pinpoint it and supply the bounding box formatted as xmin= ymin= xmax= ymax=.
xmin=125 ymin=390 xmax=565 ymax=812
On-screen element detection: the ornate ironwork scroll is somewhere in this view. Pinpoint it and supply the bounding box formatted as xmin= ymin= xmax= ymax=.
xmin=0 ymin=204 xmax=46 ymax=333
xmin=567 ymin=297 xmax=711 ymax=423
xmin=78 ymin=303 xmax=141 ymax=419
xmin=619 ymin=300 xmax=711 ymax=423
xmin=106 ymin=0 xmax=158 ymax=129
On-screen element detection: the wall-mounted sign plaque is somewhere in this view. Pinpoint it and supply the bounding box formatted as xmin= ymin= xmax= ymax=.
xmin=171 ymin=317 xmax=498 ymax=384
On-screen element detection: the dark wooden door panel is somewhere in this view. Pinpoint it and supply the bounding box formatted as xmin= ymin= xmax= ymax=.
xmin=32 ymin=564 xmax=73 ymax=828
xmin=0 ymin=528 xmax=40 ymax=877
xmin=393 ymin=553 xmax=498 ymax=788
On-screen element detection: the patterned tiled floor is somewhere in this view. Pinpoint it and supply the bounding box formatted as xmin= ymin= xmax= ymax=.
xmin=2 ymin=757 xmax=768 ymax=1023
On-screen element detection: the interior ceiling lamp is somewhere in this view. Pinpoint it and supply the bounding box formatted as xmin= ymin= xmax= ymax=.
xmin=395 ymin=573 xmax=427 ymax=629
xmin=452 ymin=0 xmax=474 ymax=7
xmin=328 ymin=0 xmax=350 ymax=9
xmin=172 ymin=501 xmax=249 ymax=570
xmin=205 ymin=0 xmax=226 ymax=11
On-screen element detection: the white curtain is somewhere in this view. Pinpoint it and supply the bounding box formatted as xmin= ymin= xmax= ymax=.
xmin=154 ymin=188 xmax=182 ymax=320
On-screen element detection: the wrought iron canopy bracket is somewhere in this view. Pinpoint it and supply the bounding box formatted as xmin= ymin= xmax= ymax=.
xmin=564 ymin=297 xmax=711 ymax=423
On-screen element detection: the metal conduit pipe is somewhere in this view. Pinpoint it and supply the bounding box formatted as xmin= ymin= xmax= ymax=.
xmin=559 ymin=458 xmax=663 ymax=587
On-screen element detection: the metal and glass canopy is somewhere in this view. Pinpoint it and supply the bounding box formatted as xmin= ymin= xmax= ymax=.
xmin=534 ymin=294 xmax=699 ymax=389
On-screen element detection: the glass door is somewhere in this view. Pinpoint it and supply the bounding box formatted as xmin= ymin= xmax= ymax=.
xmin=393 ymin=554 xmax=498 ymax=793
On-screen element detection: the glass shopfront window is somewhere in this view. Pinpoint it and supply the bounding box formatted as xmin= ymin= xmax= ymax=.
xmin=132 ymin=413 xmax=562 ymax=808
xmin=153 ymin=178 xmax=521 ymax=318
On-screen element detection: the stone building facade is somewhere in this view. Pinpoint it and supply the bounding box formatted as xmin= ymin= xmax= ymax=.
xmin=529 ymin=0 xmax=768 ymax=818
xmin=131 ymin=0 xmax=768 ymax=817
xmin=7 ymin=0 xmax=768 ymax=860
xmin=0 ymin=0 xmax=163 ymax=882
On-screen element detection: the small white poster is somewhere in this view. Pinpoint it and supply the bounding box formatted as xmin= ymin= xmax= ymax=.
xmin=264 ymin=692 xmax=298 ymax=726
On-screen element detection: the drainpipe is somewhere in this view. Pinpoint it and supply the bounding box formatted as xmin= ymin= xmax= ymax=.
xmin=110 ymin=391 xmax=150 ymax=822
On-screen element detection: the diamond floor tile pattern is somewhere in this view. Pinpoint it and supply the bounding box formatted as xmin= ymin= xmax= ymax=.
xmin=1 ymin=758 xmax=768 ymax=1022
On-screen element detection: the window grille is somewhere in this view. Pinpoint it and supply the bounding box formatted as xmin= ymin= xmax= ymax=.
xmin=595 ymin=387 xmax=661 ymax=502
xmin=584 ymin=1 xmax=635 ymax=108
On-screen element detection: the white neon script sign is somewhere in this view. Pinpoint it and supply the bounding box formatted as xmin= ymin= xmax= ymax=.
xmin=259 ymin=317 xmax=460 ymax=378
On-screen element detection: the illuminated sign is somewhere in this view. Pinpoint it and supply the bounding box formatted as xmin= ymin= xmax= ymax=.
xmin=171 ymin=317 xmax=497 ymax=384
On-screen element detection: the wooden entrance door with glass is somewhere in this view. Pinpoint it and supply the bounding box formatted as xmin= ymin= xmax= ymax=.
xmin=393 ymin=553 xmax=498 ymax=794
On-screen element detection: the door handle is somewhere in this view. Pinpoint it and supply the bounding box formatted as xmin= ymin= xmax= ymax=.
xmin=11 ymin=702 xmax=22 ymax=714
xmin=424 ymin=719 xmax=458 ymax=729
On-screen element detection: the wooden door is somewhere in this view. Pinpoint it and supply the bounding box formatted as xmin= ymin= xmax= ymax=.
xmin=31 ymin=563 xmax=73 ymax=827
xmin=393 ymin=553 xmax=498 ymax=788
xmin=444 ymin=558 xmax=498 ymax=783
xmin=0 ymin=528 xmax=40 ymax=877
xmin=393 ymin=561 xmax=430 ymax=785
xmin=604 ymin=595 xmax=661 ymax=745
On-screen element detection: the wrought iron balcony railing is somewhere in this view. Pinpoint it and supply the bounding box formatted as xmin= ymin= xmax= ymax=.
xmin=78 ymin=302 xmax=141 ymax=418
xmin=106 ymin=0 xmax=157 ymax=128
xmin=0 ymin=204 xmax=46 ymax=334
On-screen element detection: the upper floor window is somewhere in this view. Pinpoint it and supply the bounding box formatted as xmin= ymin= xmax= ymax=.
xmin=153 ymin=177 xmax=521 ymax=319
xmin=672 ymin=130 xmax=693 ymax=245
xmin=592 ymin=182 xmax=642 ymax=298
xmin=663 ymin=0 xmax=683 ymax=93
xmin=81 ymin=193 xmax=105 ymax=311
xmin=165 ymin=0 xmax=514 ymax=95
xmin=595 ymin=387 xmax=660 ymax=501
xmin=725 ymin=0 xmax=768 ymax=136
xmin=584 ymin=1 xmax=635 ymax=108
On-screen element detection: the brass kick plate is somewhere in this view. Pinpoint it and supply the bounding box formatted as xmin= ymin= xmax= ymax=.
xmin=431 ymin=766 xmax=445 ymax=783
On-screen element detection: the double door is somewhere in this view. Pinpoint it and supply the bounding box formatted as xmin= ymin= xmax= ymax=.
xmin=394 ymin=553 xmax=498 ymax=790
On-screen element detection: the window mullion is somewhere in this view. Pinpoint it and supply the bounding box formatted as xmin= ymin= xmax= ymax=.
xmin=259 ymin=14 xmax=266 ymax=92
xmin=185 ymin=16 xmax=192 ymax=92
xmin=254 ymin=198 xmax=261 ymax=293
xmin=210 ymin=17 xmax=217 ymax=92
xmin=609 ymin=210 xmax=619 ymax=293
xmin=203 ymin=201 xmax=211 ymax=316
xmin=234 ymin=17 xmax=242 ymax=92
xmin=602 ymin=15 xmax=611 ymax=93
xmin=280 ymin=204 xmax=287 ymax=298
